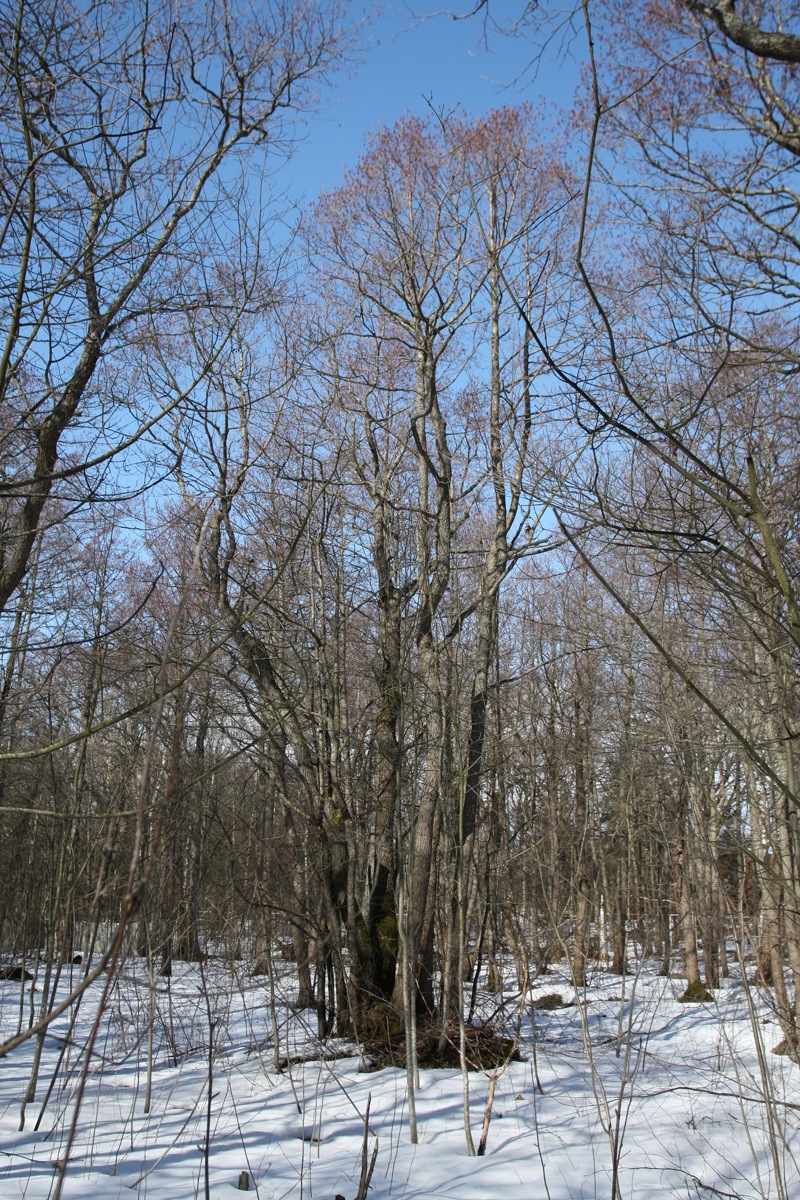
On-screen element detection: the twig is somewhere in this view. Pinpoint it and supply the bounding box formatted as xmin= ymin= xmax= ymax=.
xmin=354 ymin=1093 xmax=378 ymax=1200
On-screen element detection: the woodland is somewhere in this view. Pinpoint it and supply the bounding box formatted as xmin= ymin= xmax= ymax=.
xmin=1 ymin=2 xmax=800 ymax=1197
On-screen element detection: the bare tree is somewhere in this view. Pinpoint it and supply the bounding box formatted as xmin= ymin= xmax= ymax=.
xmin=0 ymin=0 xmax=352 ymax=614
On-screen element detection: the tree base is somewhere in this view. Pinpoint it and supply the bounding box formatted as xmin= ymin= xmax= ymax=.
xmin=678 ymin=980 xmax=714 ymax=1003
xmin=354 ymin=1011 xmax=521 ymax=1071
xmin=771 ymin=1038 xmax=799 ymax=1060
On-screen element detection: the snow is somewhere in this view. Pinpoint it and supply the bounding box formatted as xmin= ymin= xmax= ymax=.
xmin=1 ymin=957 xmax=798 ymax=1199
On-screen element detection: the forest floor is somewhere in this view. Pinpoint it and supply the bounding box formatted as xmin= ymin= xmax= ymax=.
xmin=0 ymin=952 xmax=797 ymax=1199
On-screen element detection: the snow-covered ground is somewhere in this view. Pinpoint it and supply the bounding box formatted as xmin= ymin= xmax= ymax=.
xmin=1 ymin=955 xmax=798 ymax=1199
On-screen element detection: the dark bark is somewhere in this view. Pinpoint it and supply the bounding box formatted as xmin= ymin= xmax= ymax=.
xmin=681 ymin=0 xmax=800 ymax=63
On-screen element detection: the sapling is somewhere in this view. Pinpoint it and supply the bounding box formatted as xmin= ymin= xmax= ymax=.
xmin=476 ymin=963 xmax=529 ymax=1156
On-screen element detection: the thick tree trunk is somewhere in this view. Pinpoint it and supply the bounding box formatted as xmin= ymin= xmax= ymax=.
xmin=349 ymin=558 xmax=401 ymax=1017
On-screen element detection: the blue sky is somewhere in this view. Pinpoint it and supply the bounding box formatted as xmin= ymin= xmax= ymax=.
xmin=285 ymin=1 xmax=581 ymax=202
